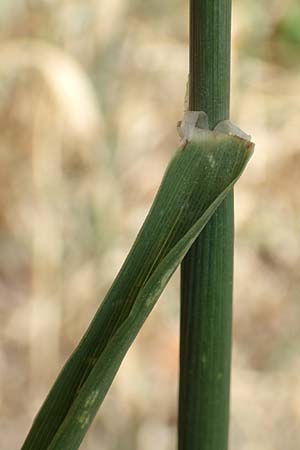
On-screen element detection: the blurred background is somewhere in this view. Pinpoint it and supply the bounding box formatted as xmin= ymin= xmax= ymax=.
xmin=1 ymin=0 xmax=300 ymax=449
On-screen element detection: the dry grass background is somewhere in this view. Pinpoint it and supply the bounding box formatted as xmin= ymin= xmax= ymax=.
xmin=1 ymin=0 xmax=300 ymax=449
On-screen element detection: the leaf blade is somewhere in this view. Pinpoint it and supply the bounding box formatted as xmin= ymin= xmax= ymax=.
xmin=22 ymin=135 xmax=253 ymax=450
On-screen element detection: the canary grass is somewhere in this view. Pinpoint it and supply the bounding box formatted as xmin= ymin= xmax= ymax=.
xmin=179 ymin=1 xmax=234 ymax=450
xmin=21 ymin=133 xmax=253 ymax=450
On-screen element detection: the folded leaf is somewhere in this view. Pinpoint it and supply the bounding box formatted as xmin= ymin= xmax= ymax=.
xmin=22 ymin=133 xmax=254 ymax=450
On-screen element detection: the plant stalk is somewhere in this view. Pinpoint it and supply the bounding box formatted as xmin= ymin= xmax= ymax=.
xmin=178 ymin=1 xmax=233 ymax=450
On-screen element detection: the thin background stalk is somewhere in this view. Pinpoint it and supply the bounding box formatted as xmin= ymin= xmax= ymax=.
xmin=178 ymin=1 xmax=233 ymax=450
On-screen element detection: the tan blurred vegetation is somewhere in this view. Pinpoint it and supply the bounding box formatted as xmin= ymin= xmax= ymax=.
xmin=1 ymin=0 xmax=300 ymax=449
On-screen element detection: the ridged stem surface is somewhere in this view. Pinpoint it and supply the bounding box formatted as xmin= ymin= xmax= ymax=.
xmin=179 ymin=1 xmax=233 ymax=449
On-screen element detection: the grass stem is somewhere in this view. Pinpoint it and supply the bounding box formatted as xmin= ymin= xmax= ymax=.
xmin=178 ymin=1 xmax=233 ymax=449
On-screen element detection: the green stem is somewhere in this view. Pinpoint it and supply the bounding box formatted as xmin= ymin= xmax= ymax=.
xmin=178 ymin=1 xmax=232 ymax=450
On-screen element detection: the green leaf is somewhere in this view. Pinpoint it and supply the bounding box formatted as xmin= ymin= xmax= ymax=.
xmin=21 ymin=133 xmax=253 ymax=450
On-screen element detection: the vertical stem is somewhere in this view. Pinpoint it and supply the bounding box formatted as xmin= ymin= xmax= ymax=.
xmin=178 ymin=1 xmax=232 ymax=450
